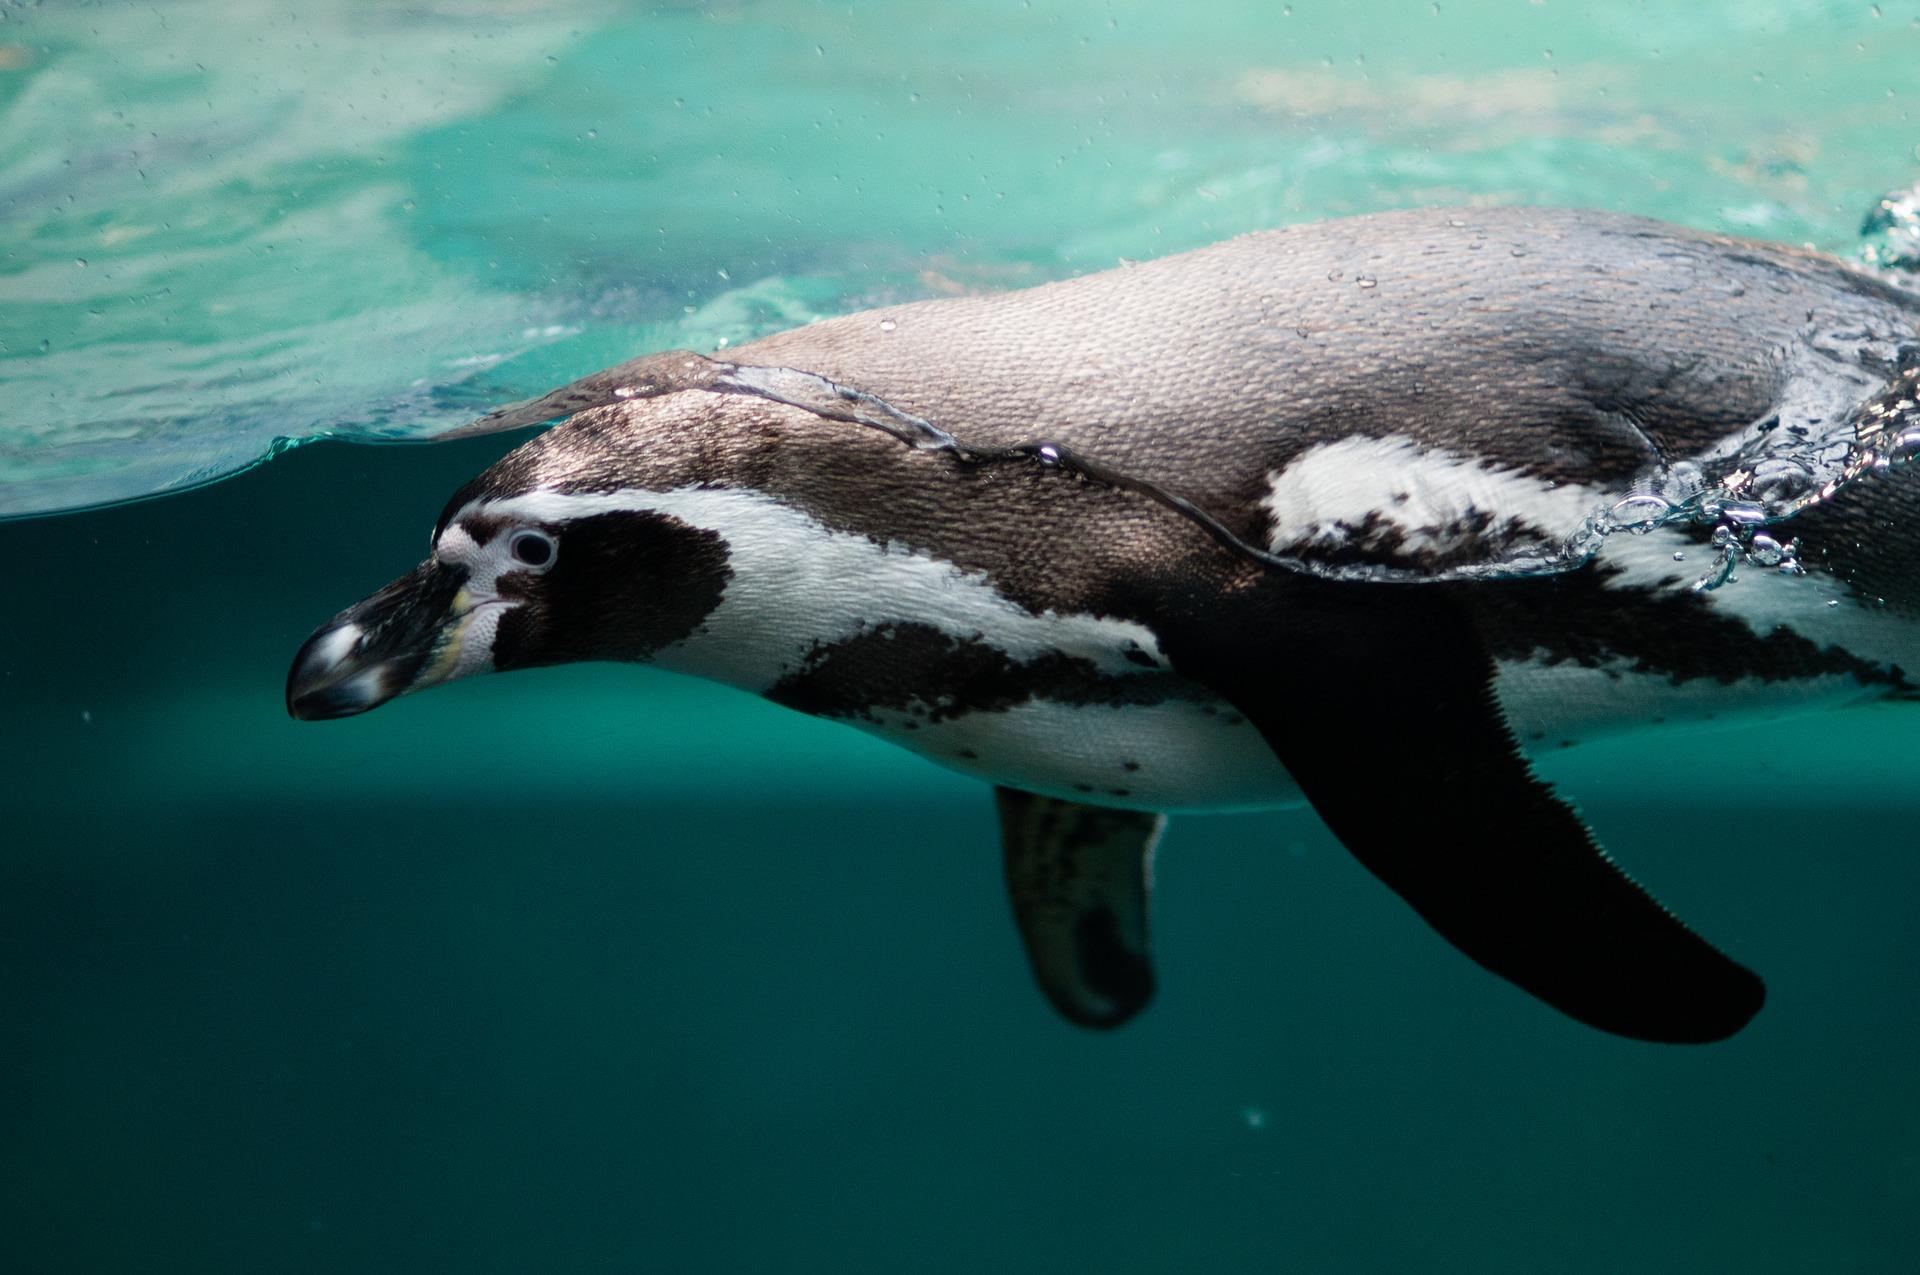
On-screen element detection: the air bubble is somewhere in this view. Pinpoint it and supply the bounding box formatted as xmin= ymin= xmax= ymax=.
xmin=1605 ymin=493 xmax=1672 ymax=531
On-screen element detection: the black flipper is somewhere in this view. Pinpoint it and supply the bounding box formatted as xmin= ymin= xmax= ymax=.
xmin=1158 ymin=581 xmax=1765 ymax=1044
xmin=995 ymin=787 xmax=1164 ymax=1029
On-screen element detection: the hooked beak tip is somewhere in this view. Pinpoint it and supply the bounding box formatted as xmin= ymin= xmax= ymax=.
xmin=286 ymin=621 xmax=397 ymax=721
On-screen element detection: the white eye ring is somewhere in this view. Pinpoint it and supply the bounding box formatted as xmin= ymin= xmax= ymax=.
xmin=507 ymin=528 xmax=557 ymax=571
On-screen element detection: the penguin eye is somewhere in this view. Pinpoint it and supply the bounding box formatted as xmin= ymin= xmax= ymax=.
xmin=508 ymin=529 xmax=556 ymax=570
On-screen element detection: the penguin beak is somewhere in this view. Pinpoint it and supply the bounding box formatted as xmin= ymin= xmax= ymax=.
xmin=286 ymin=562 xmax=468 ymax=721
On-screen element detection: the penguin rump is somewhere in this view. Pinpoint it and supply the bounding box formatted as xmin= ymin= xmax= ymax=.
xmin=290 ymin=206 xmax=1920 ymax=1043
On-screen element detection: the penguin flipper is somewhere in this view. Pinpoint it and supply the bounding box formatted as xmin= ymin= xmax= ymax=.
xmin=1160 ymin=583 xmax=1766 ymax=1044
xmin=995 ymin=786 xmax=1163 ymax=1029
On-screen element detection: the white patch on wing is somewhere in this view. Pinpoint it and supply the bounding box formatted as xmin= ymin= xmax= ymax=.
xmin=1262 ymin=435 xmax=1603 ymax=559
xmin=473 ymin=486 xmax=1169 ymax=691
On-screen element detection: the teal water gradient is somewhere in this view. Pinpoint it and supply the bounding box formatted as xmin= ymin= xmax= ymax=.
xmin=4 ymin=2 xmax=1920 ymax=1272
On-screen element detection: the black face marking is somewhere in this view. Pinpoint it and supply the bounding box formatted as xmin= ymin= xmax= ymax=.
xmin=764 ymin=621 xmax=1193 ymax=724
xmin=492 ymin=510 xmax=731 ymax=671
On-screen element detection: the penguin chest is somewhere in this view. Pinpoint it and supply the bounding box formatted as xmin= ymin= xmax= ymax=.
xmin=756 ymin=621 xmax=1303 ymax=813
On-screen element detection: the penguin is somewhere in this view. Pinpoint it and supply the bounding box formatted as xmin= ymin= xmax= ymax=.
xmin=286 ymin=206 xmax=1920 ymax=1044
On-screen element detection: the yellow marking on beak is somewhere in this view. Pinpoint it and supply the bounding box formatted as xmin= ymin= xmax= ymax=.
xmin=419 ymin=602 xmax=479 ymax=687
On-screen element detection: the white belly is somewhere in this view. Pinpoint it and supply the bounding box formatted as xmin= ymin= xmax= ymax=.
xmin=843 ymin=655 xmax=1904 ymax=815
xmin=848 ymin=696 xmax=1302 ymax=813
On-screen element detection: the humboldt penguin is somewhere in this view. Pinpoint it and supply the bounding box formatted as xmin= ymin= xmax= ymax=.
xmin=287 ymin=206 xmax=1920 ymax=1043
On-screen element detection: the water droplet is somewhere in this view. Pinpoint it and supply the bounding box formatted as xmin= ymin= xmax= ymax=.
xmin=1355 ymin=275 xmax=1378 ymax=290
xmin=1672 ymin=551 xmax=1687 ymax=562
xmin=1036 ymin=445 xmax=1062 ymax=465
xmin=1690 ymin=540 xmax=1740 ymax=593
xmin=1606 ymin=493 xmax=1672 ymax=531
xmin=879 ymin=318 xmax=898 ymax=333
xmin=73 ymin=258 xmax=86 ymax=268
xmin=613 ymin=386 xmax=640 ymax=400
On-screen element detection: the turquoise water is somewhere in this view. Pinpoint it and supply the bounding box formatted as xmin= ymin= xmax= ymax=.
xmin=5 ymin=2 xmax=1920 ymax=1271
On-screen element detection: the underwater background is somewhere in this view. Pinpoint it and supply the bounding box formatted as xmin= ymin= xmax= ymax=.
xmin=4 ymin=1 xmax=1920 ymax=1270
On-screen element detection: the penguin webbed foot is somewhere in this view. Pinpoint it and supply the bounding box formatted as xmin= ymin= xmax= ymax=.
xmin=995 ymin=786 xmax=1162 ymax=1030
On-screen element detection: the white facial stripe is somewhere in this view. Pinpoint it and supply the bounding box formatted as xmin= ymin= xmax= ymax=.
xmin=1262 ymin=435 xmax=1603 ymax=556
xmin=474 ymin=486 xmax=1169 ymax=691
xmin=435 ymin=523 xmax=481 ymax=564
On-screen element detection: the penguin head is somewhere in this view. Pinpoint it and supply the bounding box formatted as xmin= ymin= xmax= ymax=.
xmin=286 ymin=403 xmax=744 ymax=721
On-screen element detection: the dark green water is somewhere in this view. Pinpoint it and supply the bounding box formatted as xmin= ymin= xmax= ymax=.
xmin=6 ymin=2 xmax=1920 ymax=1271
xmin=7 ymin=434 xmax=1920 ymax=1271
